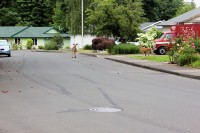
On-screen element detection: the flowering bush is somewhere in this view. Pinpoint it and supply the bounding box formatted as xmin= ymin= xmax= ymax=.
xmin=194 ymin=38 xmax=200 ymax=53
xmin=167 ymin=37 xmax=199 ymax=66
xmin=136 ymin=26 xmax=158 ymax=47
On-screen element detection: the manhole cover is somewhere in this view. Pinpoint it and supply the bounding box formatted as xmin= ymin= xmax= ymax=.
xmin=89 ymin=107 xmax=122 ymax=112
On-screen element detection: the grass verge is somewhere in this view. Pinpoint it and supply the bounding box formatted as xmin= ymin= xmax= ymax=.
xmin=126 ymin=55 xmax=170 ymax=62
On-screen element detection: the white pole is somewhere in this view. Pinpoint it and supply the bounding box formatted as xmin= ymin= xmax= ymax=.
xmin=81 ymin=0 xmax=84 ymax=48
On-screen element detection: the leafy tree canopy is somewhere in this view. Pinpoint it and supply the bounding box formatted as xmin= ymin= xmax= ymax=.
xmin=175 ymin=2 xmax=196 ymax=16
xmin=85 ymin=0 xmax=146 ymax=40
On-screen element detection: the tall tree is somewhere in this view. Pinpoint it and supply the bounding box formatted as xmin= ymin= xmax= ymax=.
xmin=141 ymin=0 xmax=184 ymax=22
xmin=16 ymin=0 xmax=52 ymax=26
xmin=141 ymin=0 xmax=160 ymax=21
xmin=0 ymin=0 xmax=20 ymax=26
xmin=175 ymin=2 xmax=195 ymax=17
xmin=157 ymin=0 xmax=183 ymax=21
xmin=52 ymin=2 xmax=67 ymax=31
xmin=86 ymin=0 xmax=145 ymax=40
xmin=67 ymin=0 xmax=93 ymax=35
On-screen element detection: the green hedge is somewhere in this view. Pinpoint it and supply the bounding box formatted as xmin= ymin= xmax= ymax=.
xmin=109 ymin=44 xmax=140 ymax=54
xmin=44 ymin=42 xmax=59 ymax=50
xmin=83 ymin=44 xmax=92 ymax=50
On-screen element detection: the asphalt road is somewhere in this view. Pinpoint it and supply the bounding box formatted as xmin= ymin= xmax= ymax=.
xmin=1 ymin=51 xmax=200 ymax=133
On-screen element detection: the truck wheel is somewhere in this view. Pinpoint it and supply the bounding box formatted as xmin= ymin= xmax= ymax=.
xmin=158 ymin=47 xmax=166 ymax=55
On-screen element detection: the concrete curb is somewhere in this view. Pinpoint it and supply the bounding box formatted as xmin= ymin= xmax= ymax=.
xmin=80 ymin=53 xmax=200 ymax=80
xmin=104 ymin=58 xmax=200 ymax=80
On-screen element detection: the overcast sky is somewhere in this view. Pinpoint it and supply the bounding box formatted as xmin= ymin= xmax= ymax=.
xmin=184 ymin=0 xmax=200 ymax=7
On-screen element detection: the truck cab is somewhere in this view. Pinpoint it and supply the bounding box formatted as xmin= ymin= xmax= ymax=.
xmin=154 ymin=24 xmax=200 ymax=55
xmin=153 ymin=31 xmax=176 ymax=55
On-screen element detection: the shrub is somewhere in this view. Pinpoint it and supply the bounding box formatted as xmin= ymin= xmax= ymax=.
xmin=92 ymin=37 xmax=115 ymax=50
xmin=109 ymin=44 xmax=140 ymax=54
xmin=83 ymin=45 xmax=92 ymax=50
xmin=167 ymin=38 xmax=182 ymax=63
xmin=44 ymin=42 xmax=59 ymax=50
xmin=136 ymin=26 xmax=158 ymax=47
xmin=12 ymin=43 xmax=18 ymax=50
xmin=65 ymin=46 xmax=70 ymax=49
xmin=194 ymin=38 xmax=200 ymax=53
xmin=38 ymin=46 xmax=44 ymax=49
xmin=26 ymin=39 xmax=33 ymax=50
xmin=18 ymin=44 xmax=22 ymax=50
xmin=52 ymin=33 xmax=64 ymax=49
xmin=191 ymin=60 xmax=200 ymax=69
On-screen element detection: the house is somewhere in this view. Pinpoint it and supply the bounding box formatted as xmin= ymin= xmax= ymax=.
xmin=140 ymin=21 xmax=164 ymax=32
xmin=0 ymin=26 xmax=70 ymax=49
xmin=158 ymin=6 xmax=200 ymax=32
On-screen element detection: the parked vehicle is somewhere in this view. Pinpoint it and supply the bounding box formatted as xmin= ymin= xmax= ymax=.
xmin=153 ymin=24 xmax=200 ymax=55
xmin=0 ymin=40 xmax=11 ymax=57
xmin=115 ymin=37 xmax=139 ymax=45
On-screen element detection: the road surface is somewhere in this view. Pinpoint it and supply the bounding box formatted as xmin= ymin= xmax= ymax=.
xmin=0 ymin=51 xmax=200 ymax=133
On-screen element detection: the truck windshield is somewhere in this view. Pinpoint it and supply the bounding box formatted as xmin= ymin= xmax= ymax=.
xmin=159 ymin=33 xmax=165 ymax=39
xmin=159 ymin=33 xmax=173 ymax=40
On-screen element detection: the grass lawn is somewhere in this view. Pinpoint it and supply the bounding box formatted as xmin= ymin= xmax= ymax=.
xmin=126 ymin=55 xmax=170 ymax=62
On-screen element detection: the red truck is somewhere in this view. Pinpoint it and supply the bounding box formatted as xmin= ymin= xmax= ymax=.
xmin=153 ymin=24 xmax=200 ymax=55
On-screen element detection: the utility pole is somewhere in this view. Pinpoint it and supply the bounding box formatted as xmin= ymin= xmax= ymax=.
xmin=81 ymin=0 xmax=84 ymax=48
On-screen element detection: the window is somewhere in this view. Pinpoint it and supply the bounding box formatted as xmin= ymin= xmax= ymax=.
xmin=15 ymin=38 xmax=20 ymax=44
xmin=32 ymin=38 xmax=37 ymax=45
xmin=166 ymin=34 xmax=173 ymax=40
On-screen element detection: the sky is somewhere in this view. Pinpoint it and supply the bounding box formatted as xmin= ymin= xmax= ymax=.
xmin=184 ymin=0 xmax=200 ymax=7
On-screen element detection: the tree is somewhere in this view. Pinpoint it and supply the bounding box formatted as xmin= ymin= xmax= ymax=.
xmin=0 ymin=7 xmax=20 ymax=26
xmin=52 ymin=2 xmax=67 ymax=31
xmin=157 ymin=0 xmax=183 ymax=21
xmin=66 ymin=0 xmax=93 ymax=35
xmin=0 ymin=0 xmax=20 ymax=26
xmin=15 ymin=0 xmax=52 ymax=26
xmin=141 ymin=0 xmax=160 ymax=22
xmin=141 ymin=0 xmax=184 ymax=22
xmin=175 ymin=2 xmax=195 ymax=16
xmin=86 ymin=0 xmax=145 ymax=40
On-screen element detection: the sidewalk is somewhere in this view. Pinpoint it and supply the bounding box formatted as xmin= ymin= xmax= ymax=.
xmin=81 ymin=53 xmax=200 ymax=80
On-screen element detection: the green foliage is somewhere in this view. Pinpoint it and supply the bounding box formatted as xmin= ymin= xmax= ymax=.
xmin=166 ymin=38 xmax=182 ymax=63
xmin=44 ymin=42 xmax=59 ymax=50
xmin=14 ymin=0 xmax=51 ymax=26
xmin=157 ymin=0 xmax=183 ymax=20
xmin=38 ymin=46 xmax=44 ymax=49
xmin=177 ymin=54 xmax=199 ymax=66
xmin=52 ymin=2 xmax=68 ymax=32
xmin=142 ymin=0 xmax=184 ymax=21
xmin=167 ymin=38 xmax=199 ymax=66
xmin=128 ymin=55 xmax=169 ymax=62
xmin=18 ymin=44 xmax=22 ymax=50
xmin=137 ymin=26 xmax=158 ymax=47
xmin=26 ymin=39 xmax=33 ymax=50
xmin=83 ymin=45 xmax=92 ymax=50
xmin=85 ymin=0 xmax=145 ymax=40
xmin=52 ymin=33 xmax=64 ymax=49
xmin=142 ymin=0 xmax=160 ymax=21
xmin=12 ymin=43 xmax=18 ymax=50
xmin=194 ymin=38 xmax=200 ymax=53
xmin=177 ymin=43 xmax=198 ymax=66
xmin=175 ymin=2 xmax=195 ymax=16
xmin=191 ymin=60 xmax=200 ymax=69
xmin=109 ymin=44 xmax=140 ymax=55
xmin=0 ymin=7 xmax=20 ymax=26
